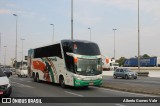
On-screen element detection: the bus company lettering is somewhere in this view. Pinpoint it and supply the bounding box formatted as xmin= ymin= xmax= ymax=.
xmin=42 ymin=57 xmax=57 ymax=62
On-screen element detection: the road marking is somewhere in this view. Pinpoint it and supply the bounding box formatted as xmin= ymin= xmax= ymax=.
xmin=10 ymin=77 xmax=32 ymax=83
xmin=140 ymin=80 xmax=160 ymax=84
xmin=92 ymin=87 xmax=158 ymax=97
xmin=115 ymin=104 xmax=125 ymax=106
xmin=19 ymin=79 xmax=24 ymax=81
xmin=26 ymin=81 xmax=31 ymax=82
xmin=65 ymin=91 xmax=83 ymax=97
xmin=115 ymin=79 xmax=160 ymax=84
xmin=11 ymin=81 xmax=34 ymax=88
xmin=10 ymin=77 xmax=16 ymax=79
xmin=104 ymin=77 xmax=160 ymax=84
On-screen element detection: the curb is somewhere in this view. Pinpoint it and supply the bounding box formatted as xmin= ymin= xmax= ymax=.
xmin=100 ymin=84 xmax=160 ymax=96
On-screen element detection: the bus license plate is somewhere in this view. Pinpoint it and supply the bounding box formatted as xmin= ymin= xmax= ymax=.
xmin=89 ymin=83 xmax=93 ymax=85
xmin=0 ymin=91 xmax=3 ymax=95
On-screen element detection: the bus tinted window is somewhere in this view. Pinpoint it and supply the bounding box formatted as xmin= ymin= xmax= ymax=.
xmin=62 ymin=42 xmax=75 ymax=73
xmin=73 ymin=42 xmax=101 ymax=55
xmin=34 ymin=43 xmax=62 ymax=58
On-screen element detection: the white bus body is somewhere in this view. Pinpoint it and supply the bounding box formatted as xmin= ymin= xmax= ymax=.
xmin=28 ymin=40 xmax=103 ymax=87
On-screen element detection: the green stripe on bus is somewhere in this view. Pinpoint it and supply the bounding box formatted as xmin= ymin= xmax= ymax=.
xmin=74 ymin=78 xmax=102 ymax=87
xmin=49 ymin=68 xmax=55 ymax=83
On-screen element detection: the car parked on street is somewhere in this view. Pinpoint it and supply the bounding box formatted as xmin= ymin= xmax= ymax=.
xmin=113 ymin=68 xmax=137 ymax=79
xmin=0 ymin=68 xmax=12 ymax=97
xmin=1 ymin=68 xmax=12 ymax=77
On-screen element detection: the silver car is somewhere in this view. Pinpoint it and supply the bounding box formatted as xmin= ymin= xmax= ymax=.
xmin=113 ymin=68 xmax=137 ymax=79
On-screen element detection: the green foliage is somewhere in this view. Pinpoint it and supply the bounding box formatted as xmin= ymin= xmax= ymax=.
xmin=116 ymin=57 xmax=126 ymax=67
xmin=142 ymin=54 xmax=150 ymax=58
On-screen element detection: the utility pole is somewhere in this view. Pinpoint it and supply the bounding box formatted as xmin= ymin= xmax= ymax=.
xmin=4 ymin=46 xmax=7 ymax=68
xmin=138 ymin=0 xmax=140 ymax=72
xmin=21 ymin=39 xmax=25 ymax=69
xmin=88 ymin=28 xmax=91 ymax=41
xmin=0 ymin=32 xmax=1 ymax=64
xmin=13 ymin=14 xmax=18 ymax=69
xmin=71 ymin=0 xmax=73 ymax=40
xmin=113 ymin=29 xmax=117 ymax=59
xmin=50 ymin=24 xmax=54 ymax=43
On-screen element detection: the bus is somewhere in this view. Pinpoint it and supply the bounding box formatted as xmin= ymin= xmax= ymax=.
xmin=28 ymin=40 xmax=102 ymax=88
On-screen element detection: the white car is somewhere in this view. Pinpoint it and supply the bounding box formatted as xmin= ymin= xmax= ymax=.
xmin=0 ymin=68 xmax=12 ymax=97
xmin=16 ymin=66 xmax=28 ymax=77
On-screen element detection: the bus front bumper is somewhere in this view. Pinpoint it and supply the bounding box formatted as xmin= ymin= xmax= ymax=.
xmin=74 ymin=78 xmax=102 ymax=87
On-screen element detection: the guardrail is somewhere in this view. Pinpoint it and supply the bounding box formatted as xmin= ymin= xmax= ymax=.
xmin=137 ymin=72 xmax=149 ymax=77
xmin=123 ymin=67 xmax=160 ymax=70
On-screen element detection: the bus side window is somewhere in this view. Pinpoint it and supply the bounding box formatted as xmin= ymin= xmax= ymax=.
xmin=62 ymin=42 xmax=75 ymax=73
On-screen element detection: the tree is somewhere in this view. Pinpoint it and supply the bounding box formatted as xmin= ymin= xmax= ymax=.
xmin=142 ymin=54 xmax=150 ymax=58
xmin=116 ymin=57 xmax=126 ymax=67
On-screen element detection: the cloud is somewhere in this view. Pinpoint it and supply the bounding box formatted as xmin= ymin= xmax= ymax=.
xmin=0 ymin=9 xmax=11 ymax=14
xmin=90 ymin=0 xmax=160 ymax=19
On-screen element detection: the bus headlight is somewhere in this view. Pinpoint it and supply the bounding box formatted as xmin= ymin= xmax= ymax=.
xmin=98 ymin=75 xmax=103 ymax=79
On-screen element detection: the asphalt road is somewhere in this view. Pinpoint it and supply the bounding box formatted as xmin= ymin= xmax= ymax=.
xmin=1 ymin=75 xmax=159 ymax=106
xmin=103 ymin=76 xmax=160 ymax=89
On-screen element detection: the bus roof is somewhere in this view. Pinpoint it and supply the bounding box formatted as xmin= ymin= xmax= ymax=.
xmin=30 ymin=39 xmax=97 ymax=50
xmin=29 ymin=42 xmax=60 ymax=50
xmin=61 ymin=39 xmax=96 ymax=44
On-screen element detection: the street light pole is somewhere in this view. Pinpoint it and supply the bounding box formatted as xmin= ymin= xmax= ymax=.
xmin=138 ymin=0 xmax=140 ymax=72
xmin=21 ymin=39 xmax=25 ymax=69
xmin=13 ymin=14 xmax=18 ymax=69
xmin=88 ymin=28 xmax=91 ymax=41
xmin=4 ymin=46 xmax=7 ymax=68
xmin=50 ymin=24 xmax=54 ymax=43
xmin=71 ymin=0 xmax=73 ymax=40
xmin=113 ymin=29 xmax=117 ymax=59
xmin=0 ymin=33 xmax=1 ymax=64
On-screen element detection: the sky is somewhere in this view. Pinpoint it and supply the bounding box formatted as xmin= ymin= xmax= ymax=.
xmin=0 ymin=0 xmax=160 ymax=65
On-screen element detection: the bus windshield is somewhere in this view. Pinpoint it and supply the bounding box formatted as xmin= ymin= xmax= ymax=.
xmin=76 ymin=58 xmax=102 ymax=76
xmin=73 ymin=42 xmax=100 ymax=55
xmin=61 ymin=40 xmax=102 ymax=74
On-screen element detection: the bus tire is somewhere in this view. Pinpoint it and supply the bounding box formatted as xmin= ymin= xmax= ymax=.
xmin=36 ymin=73 xmax=40 ymax=83
xmin=33 ymin=73 xmax=37 ymax=82
xmin=83 ymin=86 xmax=89 ymax=89
xmin=59 ymin=76 xmax=65 ymax=88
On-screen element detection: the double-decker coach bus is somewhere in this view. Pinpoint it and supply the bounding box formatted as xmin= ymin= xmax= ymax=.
xmin=28 ymin=40 xmax=102 ymax=88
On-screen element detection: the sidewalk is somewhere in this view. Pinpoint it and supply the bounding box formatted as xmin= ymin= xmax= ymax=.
xmin=102 ymin=70 xmax=160 ymax=78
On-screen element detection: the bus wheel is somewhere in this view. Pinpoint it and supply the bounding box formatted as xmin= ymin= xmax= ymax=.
xmin=33 ymin=73 xmax=37 ymax=82
xmin=83 ymin=86 xmax=89 ymax=89
xmin=36 ymin=74 xmax=40 ymax=83
xmin=59 ymin=76 xmax=65 ymax=88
